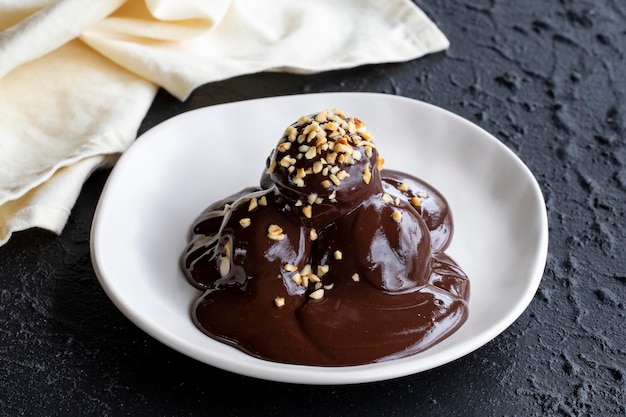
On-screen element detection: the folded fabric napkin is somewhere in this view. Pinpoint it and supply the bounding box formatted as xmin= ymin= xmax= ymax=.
xmin=0 ymin=0 xmax=449 ymax=246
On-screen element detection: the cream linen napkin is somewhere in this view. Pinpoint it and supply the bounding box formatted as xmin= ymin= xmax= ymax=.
xmin=0 ymin=0 xmax=449 ymax=246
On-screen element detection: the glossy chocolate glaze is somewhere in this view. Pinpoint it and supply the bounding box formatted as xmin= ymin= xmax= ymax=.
xmin=181 ymin=109 xmax=469 ymax=366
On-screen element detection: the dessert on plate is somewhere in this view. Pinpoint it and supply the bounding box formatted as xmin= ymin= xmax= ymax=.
xmin=181 ymin=108 xmax=469 ymax=366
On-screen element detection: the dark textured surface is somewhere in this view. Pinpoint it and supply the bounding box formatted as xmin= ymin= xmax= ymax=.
xmin=1 ymin=1 xmax=625 ymax=415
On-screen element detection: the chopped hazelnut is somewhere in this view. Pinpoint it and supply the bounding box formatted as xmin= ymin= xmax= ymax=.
xmin=363 ymin=163 xmax=372 ymax=184
xmin=267 ymin=224 xmax=285 ymax=241
xmin=277 ymin=142 xmax=291 ymax=152
xmin=248 ymin=198 xmax=258 ymax=211
xmin=291 ymin=273 xmax=303 ymax=286
xmin=309 ymin=288 xmax=324 ymax=300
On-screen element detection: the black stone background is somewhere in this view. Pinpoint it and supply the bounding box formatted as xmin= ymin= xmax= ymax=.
xmin=1 ymin=1 xmax=625 ymax=416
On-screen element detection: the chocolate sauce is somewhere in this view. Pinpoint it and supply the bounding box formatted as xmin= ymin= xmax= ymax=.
xmin=181 ymin=109 xmax=469 ymax=366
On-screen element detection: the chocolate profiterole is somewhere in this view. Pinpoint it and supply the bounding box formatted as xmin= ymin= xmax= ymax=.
xmin=181 ymin=109 xmax=470 ymax=366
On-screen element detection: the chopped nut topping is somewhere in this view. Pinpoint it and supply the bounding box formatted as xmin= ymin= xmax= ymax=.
xmin=292 ymin=273 xmax=303 ymax=285
xmin=363 ymin=163 xmax=372 ymax=184
xmin=324 ymin=121 xmax=338 ymax=131
xmin=279 ymin=155 xmax=296 ymax=167
xmin=239 ymin=218 xmax=251 ymax=228
xmin=302 ymin=205 xmax=313 ymax=219
xmin=248 ymin=198 xmax=258 ymax=211
xmin=267 ymin=224 xmax=285 ymax=240
xmin=347 ymin=120 xmax=357 ymax=134
xmin=398 ymin=182 xmax=409 ymax=192
xmin=269 ymin=109 xmax=384 ymax=210
xmin=411 ymin=196 xmax=422 ymax=207
xmin=302 ymin=121 xmax=319 ymax=135
xmin=285 ymin=125 xmax=298 ymax=141
xmin=295 ymin=167 xmax=306 ymax=179
xmin=284 ymin=263 xmax=298 ymax=272
xmin=377 ymin=156 xmax=385 ymax=171
xmin=277 ymin=142 xmax=291 ymax=152
xmin=334 ymin=142 xmax=353 ymax=154
xmin=351 ymin=273 xmax=360 ymax=282
xmin=334 ymin=250 xmax=343 ymax=260
xmin=301 ymin=264 xmax=312 ymax=276
xmin=382 ymin=193 xmax=393 ymax=203
xmin=312 ymin=161 xmax=324 ymax=174
xmin=315 ymin=136 xmax=327 ymax=147
xmin=417 ymin=191 xmax=428 ymax=198
xmin=309 ymin=288 xmax=324 ymax=300
xmin=258 ymin=196 xmax=267 ymax=206
xmin=309 ymin=228 xmax=318 ymax=241
xmin=336 ymin=170 xmax=350 ymax=180
xmin=317 ymin=265 xmax=329 ymax=276
xmin=392 ymin=210 xmax=403 ymax=222
xmin=268 ymin=224 xmax=282 ymax=234
xmin=274 ymin=297 xmax=286 ymax=308
xmin=315 ymin=110 xmax=328 ymax=123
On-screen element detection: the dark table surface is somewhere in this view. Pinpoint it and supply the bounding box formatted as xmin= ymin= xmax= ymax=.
xmin=1 ymin=1 xmax=625 ymax=416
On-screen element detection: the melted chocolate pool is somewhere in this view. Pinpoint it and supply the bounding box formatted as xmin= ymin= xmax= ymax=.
xmin=181 ymin=109 xmax=469 ymax=366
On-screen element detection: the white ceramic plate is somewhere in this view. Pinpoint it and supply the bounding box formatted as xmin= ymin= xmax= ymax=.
xmin=91 ymin=92 xmax=548 ymax=385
